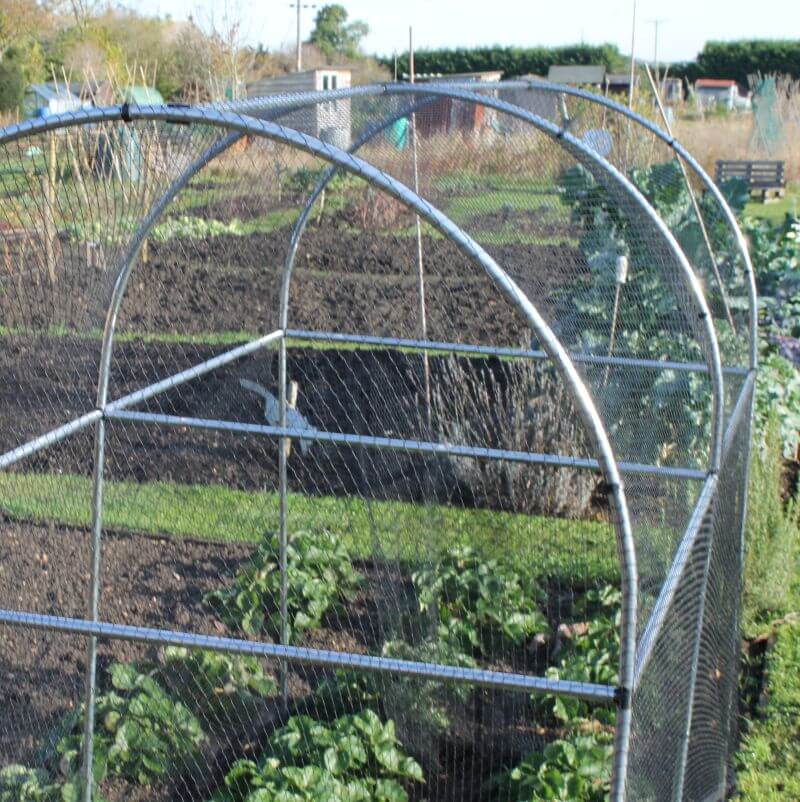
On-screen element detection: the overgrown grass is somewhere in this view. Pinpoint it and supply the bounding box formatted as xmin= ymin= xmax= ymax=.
xmin=743 ymin=414 xmax=800 ymax=636
xmin=737 ymin=619 xmax=800 ymax=800
xmin=744 ymin=184 xmax=800 ymax=224
xmin=0 ymin=471 xmax=617 ymax=583
xmin=736 ymin=411 xmax=800 ymax=799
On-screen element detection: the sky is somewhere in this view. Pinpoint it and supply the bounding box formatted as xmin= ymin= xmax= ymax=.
xmin=128 ymin=0 xmax=800 ymax=64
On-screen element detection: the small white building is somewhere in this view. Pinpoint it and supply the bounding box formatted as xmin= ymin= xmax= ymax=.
xmin=247 ymin=68 xmax=352 ymax=148
xmin=694 ymin=79 xmax=751 ymax=111
xmin=24 ymin=83 xmax=89 ymax=119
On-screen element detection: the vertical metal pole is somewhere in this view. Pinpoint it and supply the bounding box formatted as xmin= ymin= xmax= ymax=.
xmin=409 ymin=27 xmax=432 ymax=432
xmin=278 ymin=333 xmax=289 ymax=704
xmin=674 ymin=496 xmax=716 ymax=801
xmin=295 ymin=2 xmax=302 ymax=72
xmin=628 ymin=0 xmax=637 ymax=111
xmin=81 ymin=416 xmax=106 ymax=802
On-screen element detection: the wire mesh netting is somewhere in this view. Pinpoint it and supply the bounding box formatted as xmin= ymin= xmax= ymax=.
xmin=0 ymin=83 xmax=753 ymax=801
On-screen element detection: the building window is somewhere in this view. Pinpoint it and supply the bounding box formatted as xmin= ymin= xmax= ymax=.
xmin=331 ymin=74 xmax=338 ymax=90
xmin=323 ymin=75 xmax=330 ymax=91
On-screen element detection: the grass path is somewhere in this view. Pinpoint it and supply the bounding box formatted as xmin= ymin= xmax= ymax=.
xmin=0 ymin=471 xmax=617 ymax=583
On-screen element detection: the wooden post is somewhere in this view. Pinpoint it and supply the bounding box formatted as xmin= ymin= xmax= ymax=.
xmin=44 ymin=133 xmax=58 ymax=284
xmin=283 ymin=381 xmax=299 ymax=459
xmin=41 ymin=175 xmax=56 ymax=286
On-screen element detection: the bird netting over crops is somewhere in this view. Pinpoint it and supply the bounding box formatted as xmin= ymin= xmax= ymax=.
xmin=0 ymin=82 xmax=754 ymax=802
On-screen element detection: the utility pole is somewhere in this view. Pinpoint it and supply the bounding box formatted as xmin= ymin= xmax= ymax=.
xmin=627 ymin=0 xmax=637 ymax=110
xmin=291 ymin=2 xmax=316 ymax=72
xmin=647 ymin=18 xmax=668 ymax=83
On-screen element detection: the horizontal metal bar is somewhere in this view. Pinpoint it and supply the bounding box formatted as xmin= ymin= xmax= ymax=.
xmin=633 ymin=472 xmax=718 ymax=687
xmin=633 ymin=372 xmax=754 ymax=686
xmin=0 ymin=608 xmax=615 ymax=702
xmin=105 ymin=329 xmax=284 ymax=414
xmin=286 ymin=329 xmax=749 ymax=376
xmin=0 ymin=410 xmax=102 ymax=471
xmin=106 ymin=408 xmax=707 ymax=481
xmin=722 ymin=370 xmax=756 ymax=456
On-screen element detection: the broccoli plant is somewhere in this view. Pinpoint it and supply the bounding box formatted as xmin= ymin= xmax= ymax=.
xmin=412 ymin=545 xmax=548 ymax=658
xmin=55 ymin=662 xmax=205 ymax=787
xmin=211 ymin=709 xmax=424 ymax=802
xmin=556 ymin=161 xmax=726 ymax=466
xmin=205 ymin=529 xmax=363 ymax=642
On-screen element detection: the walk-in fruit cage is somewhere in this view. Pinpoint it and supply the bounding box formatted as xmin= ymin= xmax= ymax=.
xmin=0 ymin=82 xmax=755 ymax=802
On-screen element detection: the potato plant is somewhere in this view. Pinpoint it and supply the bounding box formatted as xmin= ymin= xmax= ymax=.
xmin=55 ymin=662 xmax=205 ymax=788
xmin=488 ymin=731 xmax=613 ymax=802
xmin=412 ymin=545 xmax=549 ymax=658
xmin=211 ymin=709 xmax=423 ymax=802
xmin=541 ymin=585 xmax=620 ymax=726
xmin=159 ymin=647 xmax=277 ymax=725
xmin=0 ymin=765 xmax=64 ymax=802
xmin=205 ymin=528 xmax=363 ymax=642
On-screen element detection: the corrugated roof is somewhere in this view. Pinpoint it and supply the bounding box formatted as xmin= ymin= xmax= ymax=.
xmin=695 ymin=79 xmax=737 ymax=88
xmin=547 ymin=65 xmax=606 ymax=85
xmin=28 ymin=83 xmax=79 ymax=102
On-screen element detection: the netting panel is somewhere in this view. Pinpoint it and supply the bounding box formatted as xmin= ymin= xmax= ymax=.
xmin=0 ymin=87 xmax=753 ymax=802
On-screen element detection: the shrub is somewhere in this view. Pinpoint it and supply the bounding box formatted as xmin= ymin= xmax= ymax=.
xmin=205 ymin=529 xmax=363 ymax=642
xmin=0 ymin=61 xmax=25 ymax=113
xmin=211 ymin=709 xmax=423 ymax=802
xmin=431 ymin=356 xmax=597 ymax=517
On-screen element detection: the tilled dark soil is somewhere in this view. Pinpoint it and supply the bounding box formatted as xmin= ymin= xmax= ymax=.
xmin=3 ymin=336 xmax=580 ymax=511
xmin=0 ymin=518 xmax=545 ymax=802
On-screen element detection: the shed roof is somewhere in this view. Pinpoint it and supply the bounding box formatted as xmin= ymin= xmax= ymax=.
xmin=27 ymin=83 xmax=80 ymax=102
xmin=695 ymin=79 xmax=737 ymax=89
xmin=547 ymin=65 xmax=606 ymax=85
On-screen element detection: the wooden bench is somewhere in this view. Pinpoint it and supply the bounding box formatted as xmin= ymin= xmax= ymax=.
xmin=715 ymin=160 xmax=786 ymax=201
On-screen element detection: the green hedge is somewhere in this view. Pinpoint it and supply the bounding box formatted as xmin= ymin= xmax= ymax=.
xmin=384 ymin=44 xmax=624 ymax=79
xmin=670 ymin=40 xmax=800 ymax=86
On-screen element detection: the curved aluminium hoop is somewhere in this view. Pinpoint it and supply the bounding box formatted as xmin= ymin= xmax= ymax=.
xmin=232 ymin=81 xmax=756 ymax=372
xmin=517 ymin=78 xmax=757 ymax=371
xmin=267 ymin=84 xmax=724 ymax=474
xmin=0 ymin=104 xmax=639 ymax=799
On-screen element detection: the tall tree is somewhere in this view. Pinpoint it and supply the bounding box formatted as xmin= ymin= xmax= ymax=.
xmin=309 ymin=4 xmax=368 ymax=59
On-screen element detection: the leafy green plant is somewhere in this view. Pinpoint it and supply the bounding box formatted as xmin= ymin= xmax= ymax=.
xmin=211 ymin=709 xmax=423 ymax=802
xmin=160 ymin=647 xmax=277 ymax=724
xmin=556 ymin=161 xmax=715 ymax=467
xmin=754 ymin=347 xmax=800 ymax=457
xmin=412 ymin=545 xmax=548 ymax=658
xmin=55 ymin=662 xmax=205 ymax=787
xmin=205 ymin=529 xmax=363 ymax=642
xmin=488 ymin=731 xmax=613 ymax=802
xmin=151 ymin=215 xmax=246 ymax=242
xmin=541 ymin=586 xmax=620 ymax=726
xmin=0 ymin=765 xmax=65 ymax=802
